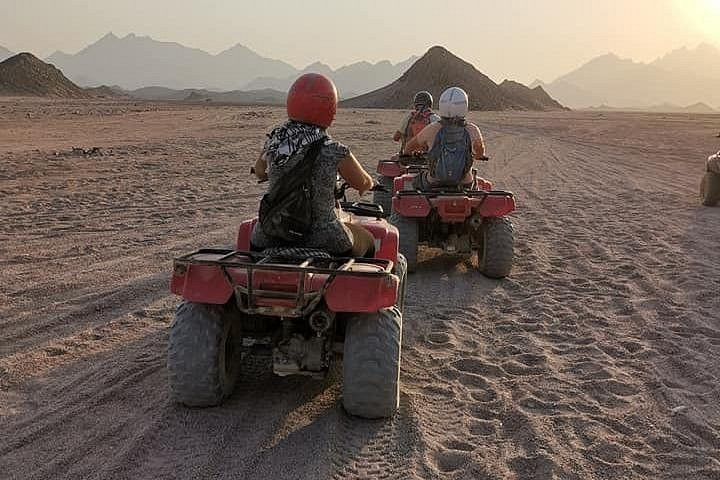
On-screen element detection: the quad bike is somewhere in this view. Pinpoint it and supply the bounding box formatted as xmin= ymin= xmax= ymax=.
xmin=388 ymin=164 xmax=515 ymax=277
xmin=701 ymin=151 xmax=720 ymax=207
xmin=168 ymin=182 xmax=406 ymax=419
xmin=373 ymin=153 xmax=431 ymax=214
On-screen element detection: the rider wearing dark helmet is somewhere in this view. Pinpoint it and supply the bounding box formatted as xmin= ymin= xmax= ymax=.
xmin=252 ymin=73 xmax=376 ymax=256
xmin=393 ymin=90 xmax=440 ymax=155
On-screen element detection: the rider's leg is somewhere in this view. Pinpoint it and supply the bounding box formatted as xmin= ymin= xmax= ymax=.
xmin=345 ymin=222 xmax=376 ymax=257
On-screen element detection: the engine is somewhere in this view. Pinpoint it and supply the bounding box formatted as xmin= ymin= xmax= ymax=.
xmin=271 ymin=308 xmax=335 ymax=377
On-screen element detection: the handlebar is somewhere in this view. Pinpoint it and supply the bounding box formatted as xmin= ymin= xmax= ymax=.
xmin=335 ymin=182 xmax=387 ymax=201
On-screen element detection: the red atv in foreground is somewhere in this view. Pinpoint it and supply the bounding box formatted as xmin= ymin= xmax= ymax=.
xmin=168 ymin=188 xmax=406 ymax=419
xmin=389 ymin=166 xmax=516 ymax=277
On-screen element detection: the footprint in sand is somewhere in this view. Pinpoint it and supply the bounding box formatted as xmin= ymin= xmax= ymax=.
xmin=432 ymin=449 xmax=471 ymax=473
xmin=451 ymin=358 xmax=503 ymax=377
xmin=44 ymin=346 xmax=68 ymax=357
xmin=509 ymin=454 xmax=556 ymax=480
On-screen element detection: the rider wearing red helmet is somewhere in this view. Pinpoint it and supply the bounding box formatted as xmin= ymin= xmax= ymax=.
xmin=252 ymin=73 xmax=375 ymax=256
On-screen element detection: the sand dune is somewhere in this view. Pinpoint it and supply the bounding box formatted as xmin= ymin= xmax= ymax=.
xmin=1 ymin=99 xmax=719 ymax=479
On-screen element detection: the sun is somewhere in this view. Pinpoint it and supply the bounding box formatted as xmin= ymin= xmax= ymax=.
xmin=706 ymin=0 xmax=720 ymax=13
xmin=675 ymin=0 xmax=720 ymax=40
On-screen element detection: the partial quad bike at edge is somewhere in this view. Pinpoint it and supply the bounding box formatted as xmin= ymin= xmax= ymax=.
xmin=388 ymin=165 xmax=516 ymax=278
xmin=701 ymin=151 xmax=720 ymax=207
xmin=168 ymin=187 xmax=406 ymax=419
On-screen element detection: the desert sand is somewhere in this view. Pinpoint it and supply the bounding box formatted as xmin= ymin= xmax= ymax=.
xmin=1 ymin=98 xmax=719 ymax=480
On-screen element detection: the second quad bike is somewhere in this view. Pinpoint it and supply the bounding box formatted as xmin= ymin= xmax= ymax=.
xmin=389 ymin=167 xmax=516 ymax=277
xmin=373 ymin=153 xmax=430 ymax=215
xmin=168 ymin=185 xmax=406 ymax=419
xmin=701 ymin=151 xmax=720 ymax=207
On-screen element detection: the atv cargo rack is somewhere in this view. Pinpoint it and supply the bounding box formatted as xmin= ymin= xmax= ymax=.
xmin=172 ymin=249 xmax=397 ymax=316
xmin=396 ymin=189 xmax=514 ymax=198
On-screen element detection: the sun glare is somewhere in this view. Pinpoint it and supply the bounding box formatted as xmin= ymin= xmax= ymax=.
xmin=707 ymin=0 xmax=720 ymax=13
xmin=677 ymin=0 xmax=720 ymax=40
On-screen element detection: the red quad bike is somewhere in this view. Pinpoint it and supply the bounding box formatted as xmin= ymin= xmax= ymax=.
xmin=373 ymin=152 xmax=429 ymax=215
xmin=168 ymin=183 xmax=406 ymax=419
xmin=389 ymin=162 xmax=516 ymax=277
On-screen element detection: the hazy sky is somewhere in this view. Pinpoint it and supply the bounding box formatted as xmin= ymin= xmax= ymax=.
xmin=2 ymin=0 xmax=720 ymax=82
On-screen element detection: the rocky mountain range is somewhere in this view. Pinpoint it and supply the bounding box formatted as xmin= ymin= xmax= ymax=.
xmin=44 ymin=33 xmax=418 ymax=98
xmin=245 ymin=57 xmax=418 ymax=98
xmin=341 ymin=46 xmax=566 ymax=111
xmin=534 ymin=43 xmax=720 ymax=109
xmin=46 ymin=33 xmax=297 ymax=91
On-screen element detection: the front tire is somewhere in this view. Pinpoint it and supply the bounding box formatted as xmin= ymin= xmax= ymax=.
xmin=343 ymin=307 xmax=402 ymax=419
xmin=168 ymin=301 xmax=240 ymax=407
xmin=373 ymin=175 xmax=394 ymax=215
xmin=478 ymin=217 xmax=515 ymax=279
xmin=390 ymin=212 xmax=419 ymax=272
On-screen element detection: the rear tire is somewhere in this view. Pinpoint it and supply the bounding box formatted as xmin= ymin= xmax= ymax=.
xmin=168 ymin=301 xmax=240 ymax=407
xmin=701 ymin=171 xmax=720 ymax=207
xmin=390 ymin=212 xmax=419 ymax=272
xmin=343 ymin=307 xmax=402 ymax=419
xmin=373 ymin=175 xmax=394 ymax=215
xmin=478 ymin=217 xmax=515 ymax=279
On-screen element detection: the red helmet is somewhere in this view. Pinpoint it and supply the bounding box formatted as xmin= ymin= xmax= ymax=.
xmin=286 ymin=73 xmax=338 ymax=128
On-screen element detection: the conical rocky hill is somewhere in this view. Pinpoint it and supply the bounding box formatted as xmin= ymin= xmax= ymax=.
xmin=0 ymin=53 xmax=89 ymax=98
xmin=341 ymin=46 xmax=566 ymax=111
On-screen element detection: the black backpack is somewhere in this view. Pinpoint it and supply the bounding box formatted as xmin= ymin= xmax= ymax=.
xmin=258 ymin=140 xmax=324 ymax=244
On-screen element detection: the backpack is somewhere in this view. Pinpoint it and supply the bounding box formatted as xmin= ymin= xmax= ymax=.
xmin=428 ymin=122 xmax=472 ymax=185
xmin=258 ymin=140 xmax=324 ymax=244
xmin=406 ymin=109 xmax=433 ymax=138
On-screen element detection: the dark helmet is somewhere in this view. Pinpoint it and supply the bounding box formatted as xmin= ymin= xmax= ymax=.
xmin=413 ymin=90 xmax=433 ymax=110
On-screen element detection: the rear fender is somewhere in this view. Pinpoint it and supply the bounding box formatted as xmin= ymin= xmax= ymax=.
xmin=171 ymin=263 xmax=233 ymax=305
xmin=478 ymin=195 xmax=516 ymax=217
xmin=476 ymin=178 xmax=493 ymax=191
xmin=354 ymin=217 xmax=399 ymax=263
xmin=325 ymin=272 xmax=399 ymax=312
xmin=393 ymin=174 xmax=416 ymax=193
xmin=377 ymin=161 xmax=403 ymax=178
xmin=237 ymin=219 xmax=257 ymax=250
xmin=392 ymin=195 xmax=431 ymax=218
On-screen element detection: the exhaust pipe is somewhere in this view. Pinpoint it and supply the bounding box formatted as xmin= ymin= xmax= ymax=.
xmin=468 ymin=214 xmax=483 ymax=230
xmin=309 ymin=308 xmax=335 ymax=334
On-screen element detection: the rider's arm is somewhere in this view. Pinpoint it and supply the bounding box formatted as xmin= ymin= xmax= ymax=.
xmin=339 ymin=152 xmax=373 ymax=195
xmin=393 ymin=131 xmax=403 ymax=142
xmin=254 ymin=152 xmax=268 ymax=181
xmin=466 ymin=124 xmax=486 ymax=159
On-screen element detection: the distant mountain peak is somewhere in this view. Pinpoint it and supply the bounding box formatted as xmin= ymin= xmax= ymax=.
xmin=341 ymin=46 xmax=566 ymax=111
xmin=0 ymin=45 xmax=14 ymax=62
xmin=0 ymin=52 xmax=88 ymax=98
xmin=223 ymin=42 xmax=253 ymax=52
xmin=694 ymin=42 xmax=718 ymax=53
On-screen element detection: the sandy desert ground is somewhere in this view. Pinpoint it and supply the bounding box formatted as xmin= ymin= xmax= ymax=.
xmin=1 ymin=98 xmax=719 ymax=480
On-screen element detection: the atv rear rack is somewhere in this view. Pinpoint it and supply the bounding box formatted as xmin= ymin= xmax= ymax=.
xmin=173 ymin=249 xmax=396 ymax=316
xmin=396 ymin=189 xmax=514 ymax=198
